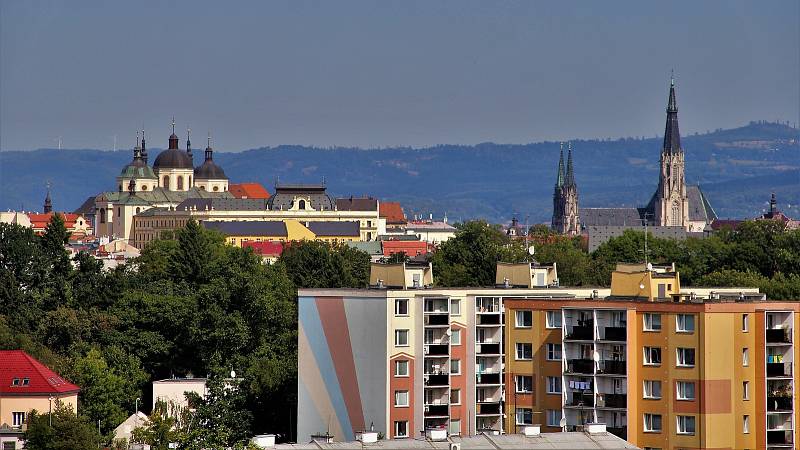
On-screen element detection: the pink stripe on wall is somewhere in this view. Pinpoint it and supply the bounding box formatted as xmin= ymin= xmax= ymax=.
xmin=316 ymin=297 xmax=366 ymax=432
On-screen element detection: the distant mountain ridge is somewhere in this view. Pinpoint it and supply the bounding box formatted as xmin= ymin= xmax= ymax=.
xmin=1 ymin=121 xmax=797 ymax=224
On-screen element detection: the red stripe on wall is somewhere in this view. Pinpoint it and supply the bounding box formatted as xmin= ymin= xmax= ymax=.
xmin=316 ymin=297 xmax=366 ymax=433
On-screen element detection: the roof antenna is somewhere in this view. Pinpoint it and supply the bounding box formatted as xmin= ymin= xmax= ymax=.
xmin=670 ymin=69 xmax=675 ymax=86
xmin=172 ymin=116 xmax=176 ymax=134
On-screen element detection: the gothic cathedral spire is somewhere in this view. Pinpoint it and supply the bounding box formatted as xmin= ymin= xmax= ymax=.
xmin=552 ymin=142 xmax=580 ymax=235
xmin=653 ymin=75 xmax=689 ymax=228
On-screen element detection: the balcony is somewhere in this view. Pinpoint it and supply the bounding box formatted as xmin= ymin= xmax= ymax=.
xmin=768 ymin=396 xmax=793 ymax=412
xmin=565 ymin=323 xmax=593 ymax=340
xmin=602 ymin=327 xmax=626 ymax=341
xmin=476 ymin=343 xmax=501 ymax=355
xmin=566 ymin=359 xmax=594 ymax=375
xmin=767 ymin=430 xmax=793 ymax=445
xmin=767 ymin=328 xmax=792 ymax=344
xmin=425 ymin=315 xmax=449 ymax=326
xmin=767 ymin=362 xmax=792 ymax=378
xmin=425 ymin=344 xmax=449 ymax=356
xmin=598 ymin=360 xmax=626 ymax=375
xmin=598 ymin=393 xmax=626 ymax=408
xmin=424 ymin=404 xmax=449 ymax=417
xmin=607 ymin=427 xmax=627 ymax=440
xmin=477 ymin=315 xmax=501 ymax=326
xmin=476 ymin=373 xmax=501 ymax=385
xmin=566 ymin=392 xmax=594 ymax=407
xmin=476 ymin=403 xmax=501 ymax=415
xmin=425 ymin=374 xmax=448 ymax=386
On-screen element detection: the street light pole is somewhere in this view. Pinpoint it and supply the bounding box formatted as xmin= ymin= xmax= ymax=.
xmin=48 ymin=396 xmax=53 ymax=426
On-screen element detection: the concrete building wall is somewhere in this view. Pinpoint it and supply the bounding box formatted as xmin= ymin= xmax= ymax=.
xmin=0 ymin=393 xmax=77 ymax=426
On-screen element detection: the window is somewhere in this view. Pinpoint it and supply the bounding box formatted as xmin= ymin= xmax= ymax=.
xmin=546 ymin=410 xmax=560 ymax=427
xmin=516 ymin=343 xmax=533 ymax=360
xmin=676 ymin=348 xmax=695 ymax=367
xmin=12 ymin=411 xmax=25 ymax=427
xmin=177 ymin=175 xmax=184 ymax=190
xmin=394 ymin=390 xmax=409 ymax=407
xmin=395 ymin=360 xmax=409 ymax=377
xmin=450 ymin=299 xmax=461 ymax=316
xmin=743 ymin=415 xmax=750 ymax=434
xmin=450 ymin=389 xmax=461 ymax=405
xmin=643 ymin=413 xmax=662 ymax=433
xmin=676 ymin=381 xmax=695 ymax=400
xmin=643 ymin=380 xmax=662 ymax=399
xmin=163 ymin=175 xmax=169 ymax=187
xmin=449 ymin=419 xmax=461 ymax=436
xmin=676 ymin=314 xmax=695 ymax=332
xmin=546 ymin=376 xmax=562 ymax=394
xmin=742 ymin=348 xmax=749 ymax=366
xmin=395 ymin=299 xmax=408 ymax=316
xmin=743 ymin=381 xmax=749 ymax=400
xmin=515 ymin=375 xmax=533 ymax=393
xmin=677 ymin=415 xmax=696 ymax=435
xmin=546 ymin=311 xmax=562 ymax=328
xmin=450 ymin=359 xmax=461 ymax=375
xmin=451 ymin=329 xmax=461 ymax=345
xmin=298 ymin=199 xmax=306 ymax=209
xmin=394 ymin=421 xmax=408 ymax=438
xmin=515 ymin=408 xmax=533 ymax=425
xmin=515 ymin=310 xmax=532 ymax=328
xmin=742 ymin=314 xmax=749 ymax=332
xmin=643 ymin=347 xmax=661 ymax=365
xmin=643 ymin=313 xmax=662 ymax=331
xmin=547 ymin=343 xmax=562 ymax=360
xmin=395 ymin=329 xmax=409 ymax=347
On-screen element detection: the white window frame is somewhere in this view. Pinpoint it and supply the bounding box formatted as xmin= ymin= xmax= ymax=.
xmin=546 ymin=409 xmax=560 ymax=427
xmin=643 ymin=313 xmax=662 ymax=331
xmin=643 ymin=380 xmax=662 ymax=399
xmin=395 ymin=360 xmax=409 ymax=377
xmin=394 ymin=390 xmax=409 ymax=407
xmin=643 ymin=346 xmax=661 ymax=366
xmin=546 ymin=343 xmax=562 ymax=361
xmin=676 ymin=415 xmax=696 ymax=435
xmin=676 ymin=348 xmax=695 ymax=367
xmin=451 ymin=328 xmax=461 ymax=346
xmin=743 ymin=415 xmax=750 ymax=434
xmin=743 ymin=381 xmax=749 ymax=400
xmin=12 ymin=411 xmax=25 ymax=427
xmin=676 ymin=314 xmax=695 ymax=333
xmin=676 ymin=381 xmax=695 ymax=400
xmin=394 ymin=299 xmax=408 ymax=316
xmin=450 ymin=359 xmax=461 ymax=375
xmin=643 ymin=413 xmax=662 ymax=433
xmin=515 ymin=310 xmax=532 ymax=328
xmin=742 ymin=314 xmax=749 ymax=332
xmin=449 ymin=418 xmax=461 ymax=436
xmin=515 ymin=375 xmax=533 ymax=393
xmin=742 ymin=348 xmax=749 ymax=366
xmin=546 ymin=311 xmax=562 ymax=329
xmin=394 ymin=420 xmax=408 ymax=438
xmin=515 ymin=408 xmax=533 ymax=425
xmin=450 ymin=388 xmax=461 ymax=405
xmin=546 ymin=376 xmax=562 ymax=394
xmin=395 ymin=329 xmax=409 ymax=347
xmin=516 ymin=343 xmax=533 ymax=360
xmin=450 ymin=299 xmax=461 ymax=316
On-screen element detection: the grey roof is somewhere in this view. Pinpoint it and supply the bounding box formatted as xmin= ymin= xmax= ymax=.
xmin=73 ymin=195 xmax=97 ymax=215
xmin=687 ymin=185 xmax=717 ymax=222
xmin=120 ymin=159 xmax=157 ymax=179
xmin=153 ymin=148 xmax=194 ymax=169
xmin=176 ymin=197 xmax=267 ymax=212
xmin=663 ymin=80 xmax=682 ymax=154
xmin=275 ymin=432 xmax=639 ymax=449
xmin=267 ymin=184 xmax=336 ymax=211
xmin=97 ymin=187 xmax=234 ymax=206
xmin=307 ymin=221 xmax=360 ymax=237
xmin=346 ymin=240 xmax=382 ymax=255
xmin=335 ymin=197 xmax=378 ymax=211
xmin=581 ymin=208 xmax=646 ymax=227
xmin=202 ymin=220 xmax=287 ymax=237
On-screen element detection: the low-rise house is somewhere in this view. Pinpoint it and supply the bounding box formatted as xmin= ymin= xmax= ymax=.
xmin=151 ymin=378 xmax=207 ymax=412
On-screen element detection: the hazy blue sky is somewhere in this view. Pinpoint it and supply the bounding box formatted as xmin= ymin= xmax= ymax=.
xmin=1 ymin=0 xmax=798 ymax=151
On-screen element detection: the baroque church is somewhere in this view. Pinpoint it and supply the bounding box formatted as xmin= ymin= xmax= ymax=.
xmin=94 ymin=119 xmax=233 ymax=241
xmin=552 ymin=78 xmax=717 ymax=235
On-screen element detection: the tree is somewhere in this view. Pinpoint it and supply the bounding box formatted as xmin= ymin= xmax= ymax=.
xmin=24 ymin=402 xmax=101 ymax=450
xmin=278 ymin=240 xmax=369 ymax=288
xmin=179 ymin=373 xmax=253 ymax=449
xmin=68 ymin=348 xmax=135 ymax=435
xmin=40 ymin=213 xmax=72 ymax=277
xmin=169 ymin=220 xmax=224 ymax=285
xmin=131 ymin=400 xmax=186 ymax=450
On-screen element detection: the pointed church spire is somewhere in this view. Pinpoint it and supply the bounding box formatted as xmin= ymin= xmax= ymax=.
xmin=555 ymin=142 xmax=565 ymax=188
xmin=565 ymin=142 xmax=576 ymax=187
xmin=134 ymin=131 xmax=141 ymax=160
xmin=205 ymin=132 xmax=213 ymax=161
xmin=141 ymin=128 xmax=148 ymax=164
xmin=663 ymin=75 xmax=682 ymax=154
xmin=186 ymin=128 xmax=193 ymax=159
xmin=43 ymin=183 xmax=52 ymax=213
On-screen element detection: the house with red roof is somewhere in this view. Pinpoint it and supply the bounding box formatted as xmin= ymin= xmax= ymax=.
xmin=229 ymin=182 xmax=271 ymax=199
xmin=0 ymin=350 xmax=80 ymax=435
xmin=27 ymin=212 xmax=92 ymax=239
xmin=242 ymin=241 xmax=284 ymax=264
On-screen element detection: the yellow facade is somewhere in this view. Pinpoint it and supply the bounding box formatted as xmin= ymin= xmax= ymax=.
xmin=0 ymin=393 xmax=77 ymax=427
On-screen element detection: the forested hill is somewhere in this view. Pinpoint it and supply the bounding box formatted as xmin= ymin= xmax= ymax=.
xmin=1 ymin=121 xmax=797 ymax=223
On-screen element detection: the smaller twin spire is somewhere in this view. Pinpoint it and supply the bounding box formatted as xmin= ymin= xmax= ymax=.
xmin=205 ymin=132 xmax=214 ymax=161
xmin=565 ymin=142 xmax=576 ymax=188
xmin=555 ymin=143 xmax=565 ymax=188
xmin=187 ymin=128 xmax=193 ymax=159
xmin=43 ymin=183 xmax=52 ymax=214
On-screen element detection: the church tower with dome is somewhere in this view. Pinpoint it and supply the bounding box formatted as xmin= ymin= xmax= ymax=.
xmin=153 ymin=118 xmax=195 ymax=191
xmin=193 ymin=133 xmax=229 ymax=192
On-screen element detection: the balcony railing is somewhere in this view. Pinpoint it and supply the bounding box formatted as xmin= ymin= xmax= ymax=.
xmin=565 ymin=324 xmax=593 ymax=340
xmin=768 ymin=396 xmax=793 ymax=412
xmin=424 ymin=404 xmax=449 ymax=417
xmin=607 ymin=427 xmax=627 ymax=440
xmin=599 ymin=360 xmax=626 ymax=375
xmin=476 ymin=373 xmax=501 ymax=385
xmin=767 ymin=362 xmax=793 ymax=377
xmin=598 ymin=393 xmax=626 ymax=408
xmin=476 ymin=343 xmax=501 ymax=355
xmin=477 ymin=315 xmax=501 ymax=325
xmin=602 ymin=326 xmax=626 ymax=341
xmin=425 ymin=344 xmax=449 ymax=356
xmin=767 ymin=328 xmax=792 ymax=344
xmin=476 ymin=403 xmax=501 ymax=415
xmin=425 ymin=315 xmax=449 ymax=326
xmin=566 ymin=392 xmax=594 ymax=407
xmin=425 ymin=374 xmax=448 ymax=386
xmin=566 ymin=359 xmax=594 ymax=375
xmin=767 ymin=430 xmax=793 ymax=445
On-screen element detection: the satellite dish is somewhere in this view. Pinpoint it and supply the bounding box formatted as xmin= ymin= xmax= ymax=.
xmin=639 ymin=283 xmax=645 ymax=290
xmin=559 ymin=417 xmax=567 ymax=428
xmin=593 ymin=351 xmax=600 ymax=362
xmin=230 ymin=370 xmax=236 ymax=378
xmin=445 ymin=329 xmax=452 ymax=336
xmin=646 ymin=262 xmax=653 ymax=271
xmin=528 ymin=245 xmax=535 ymax=256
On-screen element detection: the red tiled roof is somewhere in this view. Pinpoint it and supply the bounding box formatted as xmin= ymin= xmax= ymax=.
xmin=242 ymin=241 xmax=284 ymax=256
xmin=229 ymin=183 xmax=271 ymax=199
xmin=0 ymin=350 xmax=80 ymax=395
xmin=710 ymin=219 xmax=744 ymax=231
xmin=379 ymin=202 xmax=406 ymax=224
xmin=382 ymin=240 xmax=429 ymax=257
xmin=28 ymin=212 xmax=84 ymax=230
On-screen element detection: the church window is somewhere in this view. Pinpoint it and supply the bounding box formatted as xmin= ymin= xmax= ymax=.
xmin=163 ymin=176 xmax=170 ymax=188
xmin=177 ymin=176 xmax=184 ymax=190
xmin=298 ymin=199 xmax=306 ymax=210
xmin=100 ymin=209 xmax=106 ymax=223
xmin=189 ymin=176 xmax=192 ymax=186
xmin=200 ymin=186 xmax=206 ymax=191
xmin=135 ymin=207 xmax=140 ymax=214
xmin=119 ymin=184 xmax=123 ymax=192
xmin=213 ymin=186 xmax=219 ymax=192
xmin=142 ymin=185 xmax=147 ymax=191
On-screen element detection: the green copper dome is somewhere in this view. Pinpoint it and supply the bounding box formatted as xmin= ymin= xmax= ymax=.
xmin=120 ymin=161 xmax=157 ymax=179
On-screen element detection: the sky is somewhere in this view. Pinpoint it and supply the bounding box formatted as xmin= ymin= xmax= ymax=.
xmin=1 ymin=0 xmax=798 ymax=151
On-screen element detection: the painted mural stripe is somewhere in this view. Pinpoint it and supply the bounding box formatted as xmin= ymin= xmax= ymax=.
xmin=298 ymin=297 xmax=354 ymax=439
xmin=298 ymin=325 xmax=345 ymax=441
xmin=316 ymin=297 xmax=367 ymax=433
